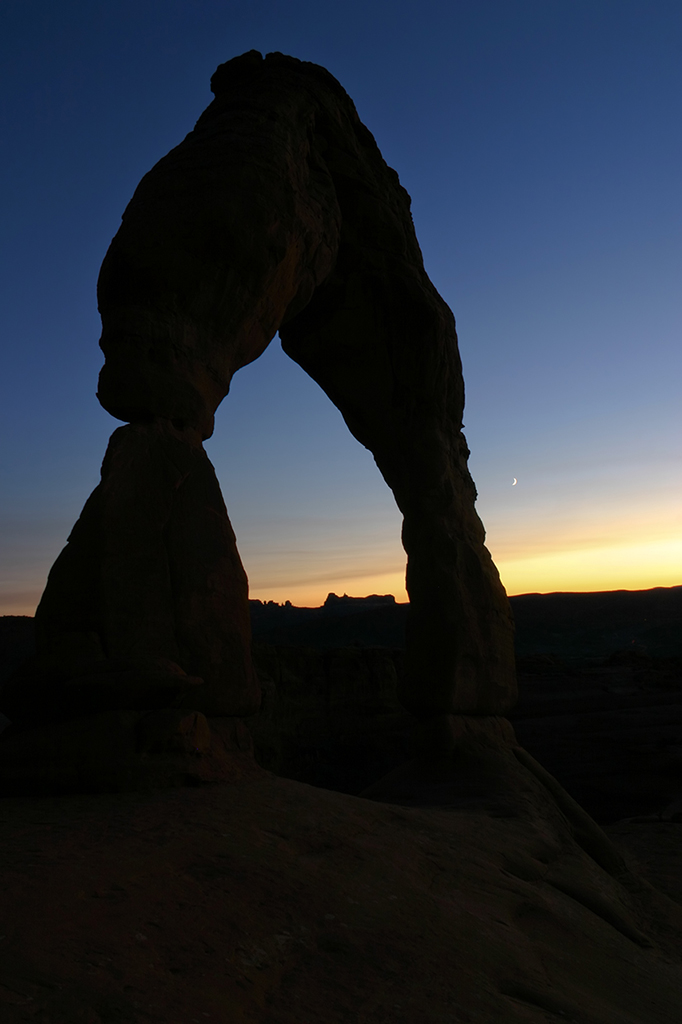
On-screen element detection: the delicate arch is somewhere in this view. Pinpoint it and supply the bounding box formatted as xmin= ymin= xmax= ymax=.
xmin=3 ymin=51 xmax=515 ymax=729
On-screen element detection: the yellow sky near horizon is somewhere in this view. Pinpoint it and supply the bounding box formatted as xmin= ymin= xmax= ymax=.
xmin=247 ymin=535 xmax=682 ymax=606
xmin=3 ymin=2 xmax=682 ymax=629
xmin=2 ymin=494 xmax=680 ymax=615
xmin=497 ymin=536 xmax=682 ymax=598
xmin=3 ymin=534 xmax=680 ymax=617
xmin=241 ymin=480 xmax=682 ymax=604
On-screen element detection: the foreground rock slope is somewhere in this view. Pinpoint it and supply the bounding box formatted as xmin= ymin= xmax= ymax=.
xmin=1 ymin=606 xmax=682 ymax=1021
xmin=2 ymin=768 xmax=682 ymax=1024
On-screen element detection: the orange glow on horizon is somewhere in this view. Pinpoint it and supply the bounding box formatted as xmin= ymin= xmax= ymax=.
xmin=248 ymin=569 xmax=409 ymax=608
xmin=3 ymin=538 xmax=680 ymax=616
xmin=497 ymin=536 xmax=682 ymax=597
xmin=249 ymin=536 xmax=682 ymax=605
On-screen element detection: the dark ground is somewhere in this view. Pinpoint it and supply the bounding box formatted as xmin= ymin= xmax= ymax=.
xmin=251 ymin=587 xmax=682 ymax=825
xmin=2 ymin=586 xmax=681 ymax=824
xmin=1 ymin=587 xmax=682 ymax=1023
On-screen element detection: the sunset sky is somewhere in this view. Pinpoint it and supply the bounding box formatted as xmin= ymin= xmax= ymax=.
xmin=1 ymin=0 xmax=680 ymax=613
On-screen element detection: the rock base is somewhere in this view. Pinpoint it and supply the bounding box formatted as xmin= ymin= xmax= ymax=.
xmin=362 ymin=713 xmax=628 ymax=881
xmin=0 ymin=710 xmax=262 ymax=796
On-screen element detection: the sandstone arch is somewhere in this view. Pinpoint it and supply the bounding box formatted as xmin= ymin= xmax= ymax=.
xmin=2 ymin=50 xmax=515 ymax=741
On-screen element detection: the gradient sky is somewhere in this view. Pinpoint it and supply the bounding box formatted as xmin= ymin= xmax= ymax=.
xmin=1 ymin=0 xmax=680 ymax=613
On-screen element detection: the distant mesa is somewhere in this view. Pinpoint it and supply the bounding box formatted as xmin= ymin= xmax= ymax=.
xmin=323 ymin=592 xmax=397 ymax=608
xmin=250 ymin=592 xmax=398 ymax=611
xmin=250 ymin=592 xmax=408 ymax=649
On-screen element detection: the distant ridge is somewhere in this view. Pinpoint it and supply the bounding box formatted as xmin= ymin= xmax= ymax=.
xmin=510 ymin=585 xmax=682 ymax=660
xmin=250 ymin=585 xmax=682 ymax=659
xmin=249 ymin=592 xmax=405 ymax=650
xmin=1 ymin=585 xmax=681 ymax=670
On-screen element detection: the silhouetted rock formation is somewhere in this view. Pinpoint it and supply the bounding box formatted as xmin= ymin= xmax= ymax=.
xmin=2 ymin=422 xmax=258 ymax=727
xmin=94 ymin=48 xmax=515 ymax=719
xmin=3 ymin=58 xmax=681 ymax=1022
xmin=0 ymin=50 xmax=515 ymax=782
xmin=250 ymin=592 xmax=409 ymax=648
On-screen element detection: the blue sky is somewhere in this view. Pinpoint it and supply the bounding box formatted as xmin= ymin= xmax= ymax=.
xmin=1 ymin=0 xmax=680 ymax=611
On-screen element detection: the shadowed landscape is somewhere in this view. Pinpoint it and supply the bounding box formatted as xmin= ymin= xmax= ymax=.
xmin=3 ymin=585 xmax=682 ymax=823
xmin=250 ymin=586 xmax=682 ymax=659
xmin=1 ymin=47 xmax=681 ymax=1024
xmin=1 ymin=591 xmax=682 ymax=1022
xmin=247 ymin=587 xmax=682 ymax=822
xmin=2 ymin=588 xmax=681 ymax=1022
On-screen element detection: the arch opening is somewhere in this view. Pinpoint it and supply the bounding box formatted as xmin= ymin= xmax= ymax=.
xmin=209 ymin=337 xmax=408 ymax=609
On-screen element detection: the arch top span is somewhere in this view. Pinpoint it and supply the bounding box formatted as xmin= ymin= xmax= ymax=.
xmin=97 ymin=50 xmax=359 ymax=440
xmin=2 ymin=52 xmax=515 ymax=751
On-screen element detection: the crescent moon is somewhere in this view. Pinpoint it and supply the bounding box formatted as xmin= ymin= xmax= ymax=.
xmin=512 ymin=478 xmax=517 ymax=486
